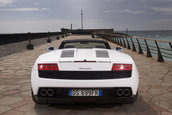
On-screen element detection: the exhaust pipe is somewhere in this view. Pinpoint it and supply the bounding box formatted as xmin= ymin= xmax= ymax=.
xmin=117 ymin=89 xmax=124 ymax=96
xmin=124 ymin=89 xmax=130 ymax=96
xmin=47 ymin=89 xmax=54 ymax=96
xmin=40 ymin=89 xmax=47 ymax=96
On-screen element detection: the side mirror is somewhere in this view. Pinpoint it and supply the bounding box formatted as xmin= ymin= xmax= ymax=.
xmin=48 ymin=47 xmax=54 ymax=51
xmin=115 ymin=47 xmax=122 ymax=51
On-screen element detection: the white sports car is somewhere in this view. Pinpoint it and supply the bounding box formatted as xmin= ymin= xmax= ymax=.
xmin=31 ymin=39 xmax=139 ymax=104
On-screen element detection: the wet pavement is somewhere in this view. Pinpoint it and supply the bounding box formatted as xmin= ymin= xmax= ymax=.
xmin=0 ymin=35 xmax=172 ymax=115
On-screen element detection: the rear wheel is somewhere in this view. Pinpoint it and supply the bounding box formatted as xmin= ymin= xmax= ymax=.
xmin=31 ymin=89 xmax=43 ymax=104
xmin=128 ymin=92 xmax=138 ymax=104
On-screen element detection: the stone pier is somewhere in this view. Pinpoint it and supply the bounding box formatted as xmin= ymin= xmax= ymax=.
xmin=0 ymin=35 xmax=172 ymax=115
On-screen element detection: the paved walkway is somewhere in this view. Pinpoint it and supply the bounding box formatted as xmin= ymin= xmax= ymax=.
xmin=0 ymin=35 xmax=172 ymax=115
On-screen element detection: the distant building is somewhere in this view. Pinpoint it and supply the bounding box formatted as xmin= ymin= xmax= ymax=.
xmin=61 ymin=28 xmax=114 ymax=34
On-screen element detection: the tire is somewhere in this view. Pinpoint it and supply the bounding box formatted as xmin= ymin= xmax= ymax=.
xmin=31 ymin=89 xmax=42 ymax=104
xmin=128 ymin=92 xmax=138 ymax=104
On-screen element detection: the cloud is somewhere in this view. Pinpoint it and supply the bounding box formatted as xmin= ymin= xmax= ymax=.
xmin=140 ymin=0 xmax=172 ymax=2
xmin=0 ymin=0 xmax=15 ymax=6
xmin=103 ymin=9 xmax=144 ymax=14
xmin=0 ymin=18 xmax=115 ymax=33
xmin=105 ymin=0 xmax=127 ymax=2
xmin=34 ymin=2 xmax=40 ymax=5
xmin=0 ymin=19 xmax=78 ymax=33
xmin=63 ymin=0 xmax=89 ymax=9
xmin=151 ymin=6 xmax=172 ymax=14
xmin=0 ymin=7 xmax=49 ymax=11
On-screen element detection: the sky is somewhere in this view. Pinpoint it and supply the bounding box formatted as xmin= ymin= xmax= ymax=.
xmin=0 ymin=0 xmax=172 ymax=33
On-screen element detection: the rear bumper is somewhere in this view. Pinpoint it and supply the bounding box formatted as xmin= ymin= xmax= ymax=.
xmin=34 ymin=95 xmax=137 ymax=104
xmin=32 ymin=78 xmax=139 ymax=95
xmin=33 ymin=87 xmax=137 ymax=104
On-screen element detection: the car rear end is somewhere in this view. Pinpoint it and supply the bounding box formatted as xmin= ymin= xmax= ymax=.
xmin=31 ymin=49 xmax=139 ymax=104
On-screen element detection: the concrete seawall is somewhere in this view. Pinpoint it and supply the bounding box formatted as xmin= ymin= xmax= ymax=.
xmin=0 ymin=32 xmax=59 ymax=45
xmin=0 ymin=35 xmax=172 ymax=115
xmin=0 ymin=36 xmax=57 ymax=58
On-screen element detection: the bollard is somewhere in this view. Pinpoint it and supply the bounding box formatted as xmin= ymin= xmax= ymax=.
xmin=67 ymin=33 xmax=70 ymax=36
xmin=102 ymin=34 xmax=104 ymax=39
xmin=104 ymin=35 xmax=107 ymax=40
xmin=91 ymin=33 xmax=95 ymax=38
xmin=102 ymin=35 xmax=104 ymax=39
xmin=27 ymin=32 xmax=34 ymax=50
xmin=47 ymin=32 xmax=51 ymax=43
xmin=136 ymin=39 xmax=143 ymax=54
xmin=103 ymin=34 xmax=105 ymax=39
xmin=126 ymin=38 xmax=131 ymax=49
xmin=144 ymin=39 xmax=152 ymax=57
xmin=130 ymin=38 xmax=136 ymax=51
xmin=66 ymin=33 xmax=68 ymax=37
xmin=155 ymin=41 xmax=164 ymax=62
xmin=56 ymin=36 xmax=59 ymax=40
xmin=62 ymin=34 xmax=65 ymax=38
xmin=56 ymin=33 xmax=60 ymax=40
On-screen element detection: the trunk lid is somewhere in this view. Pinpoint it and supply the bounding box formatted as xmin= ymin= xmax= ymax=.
xmin=59 ymin=49 xmax=112 ymax=71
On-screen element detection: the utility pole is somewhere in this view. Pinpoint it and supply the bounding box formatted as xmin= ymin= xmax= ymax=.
xmin=81 ymin=10 xmax=83 ymax=30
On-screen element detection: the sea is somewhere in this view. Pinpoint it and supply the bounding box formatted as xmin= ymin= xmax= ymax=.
xmin=126 ymin=30 xmax=172 ymax=41
xmin=119 ymin=30 xmax=172 ymax=62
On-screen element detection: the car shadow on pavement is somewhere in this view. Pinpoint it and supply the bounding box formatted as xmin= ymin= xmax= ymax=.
xmin=33 ymin=95 xmax=159 ymax=115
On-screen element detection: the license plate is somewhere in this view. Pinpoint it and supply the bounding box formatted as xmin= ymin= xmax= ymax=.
xmin=69 ymin=89 xmax=102 ymax=96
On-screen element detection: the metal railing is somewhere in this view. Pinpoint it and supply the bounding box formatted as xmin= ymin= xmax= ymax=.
xmin=96 ymin=33 xmax=172 ymax=62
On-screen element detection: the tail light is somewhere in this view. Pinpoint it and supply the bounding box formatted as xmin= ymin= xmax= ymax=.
xmin=38 ymin=64 xmax=59 ymax=71
xmin=112 ymin=64 xmax=132 ymax=71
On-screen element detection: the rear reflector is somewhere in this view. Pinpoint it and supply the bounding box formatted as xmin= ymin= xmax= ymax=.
xmin=112 ymin=64 xmax=132 ymax=71
xmin=38 ymin=64 xmax=59 ymax=71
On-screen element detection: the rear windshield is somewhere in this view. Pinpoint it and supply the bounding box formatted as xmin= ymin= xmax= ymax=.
xmin=59 ymin=41 xmax=110 ymax=49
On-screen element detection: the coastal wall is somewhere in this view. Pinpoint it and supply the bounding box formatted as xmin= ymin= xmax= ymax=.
xmin=0 ymin=32 xmax=60 ymax=45
xmin=0 ymin=35 xmax=60 ymax=58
